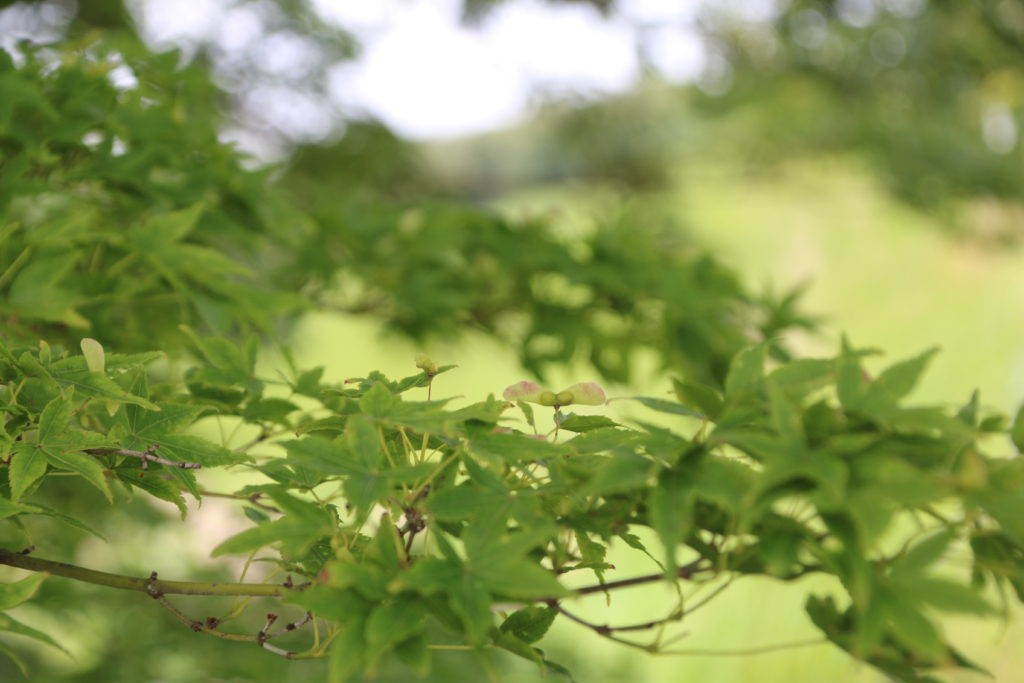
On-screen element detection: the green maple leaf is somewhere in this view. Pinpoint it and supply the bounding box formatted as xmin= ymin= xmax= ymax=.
xmin=10 ymin=390 xmax=112 ymax=502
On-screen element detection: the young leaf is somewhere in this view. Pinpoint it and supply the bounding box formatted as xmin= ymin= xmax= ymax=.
xmin=558 ymin=415 xmax=619 ymax=433
xmin=500 ymin=605 xmax=558 ymax=644
xmin=0 ymin=574 xmax=47 ymax=610
xmin=724 ymin=344 xmax=766 ymax=395
xmin=672 ymin=377 xmax=723 ymax=418
xmin=866 ymin=347 xmax=939 ymax=406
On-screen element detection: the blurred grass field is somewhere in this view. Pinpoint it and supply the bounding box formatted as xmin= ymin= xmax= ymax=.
xmin=288 ymin=155 xmax=1024 ymax=683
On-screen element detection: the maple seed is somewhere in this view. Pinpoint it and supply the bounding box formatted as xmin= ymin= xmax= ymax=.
xmin=563 ymin=382 xmax=607 ymax=406
xmin=503 ymin=381 xmax=546 ymax=404
xmin=503 ymin=381 xmax=607 ymax=407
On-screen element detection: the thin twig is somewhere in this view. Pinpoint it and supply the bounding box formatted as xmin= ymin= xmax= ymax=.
xmin=571 ymin=557 xmax=710 ymax=597
xmin=198 ymin=490 xmax=281 ymax=514
xmin=150 ymin=593 xmax=304 ymax=658
xmin=681 ymin=576 xmax=735 ymax=617
xmin=266 ymin=612 xmax=313 ymax=641
xmin=151 ymin=593 xmax=253 ymax=641
xmin=554 ymin=605 xmax=674 ymax=636
xmin=658 ymin=638 xmax=828 ymax=657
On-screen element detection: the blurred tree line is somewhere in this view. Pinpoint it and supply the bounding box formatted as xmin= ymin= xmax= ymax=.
xmin=8 ymin=0 xmax=1018 ymax=225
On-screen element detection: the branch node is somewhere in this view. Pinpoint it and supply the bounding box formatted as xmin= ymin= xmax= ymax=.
xmin=145 ymin=571 xmax=163 ymax=598
xmin=257 ymin=613 xmax=279 ymax=644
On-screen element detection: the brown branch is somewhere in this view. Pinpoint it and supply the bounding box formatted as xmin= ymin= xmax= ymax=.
xmin=0 ymin=549 xmax=297 ymax=597
xmin=86 ymin=445 xmax=201 ymax=470
xmin=149 ymin=595 xmax=306 ymax=659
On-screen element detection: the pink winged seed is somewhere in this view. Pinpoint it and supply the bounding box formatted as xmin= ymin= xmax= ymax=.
xmin=563 ymin=382 xmax=607 ymax=406
xmin=502 ymin=381 xmax=546 ymax=403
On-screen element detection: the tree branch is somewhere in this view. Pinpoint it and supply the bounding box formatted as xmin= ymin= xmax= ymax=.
xmin=86 ymin=446 xmax=201 ymax=470
xmin=0 ymin=549 xmax=299 ymax=597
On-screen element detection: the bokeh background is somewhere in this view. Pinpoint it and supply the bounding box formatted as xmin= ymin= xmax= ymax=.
xmin=2 ymin=0 xmax=1024 ymax=681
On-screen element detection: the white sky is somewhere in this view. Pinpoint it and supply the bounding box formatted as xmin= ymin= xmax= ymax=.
xmin=130 ymin=0 xmax=710 ymax=141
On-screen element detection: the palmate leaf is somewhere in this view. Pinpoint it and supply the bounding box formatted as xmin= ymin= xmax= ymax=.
xmin=11 ymin=390 xmax=114 ymax=502
xmin=500 ymin=605 xmax=558 ymax=644
xmin=461 ymin=515 xmax=569 ymax=600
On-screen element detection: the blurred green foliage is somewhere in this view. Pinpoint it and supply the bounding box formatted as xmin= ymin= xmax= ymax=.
xmin=1 ymin=2 xmax=1024 ymax=682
